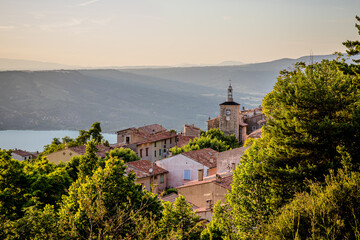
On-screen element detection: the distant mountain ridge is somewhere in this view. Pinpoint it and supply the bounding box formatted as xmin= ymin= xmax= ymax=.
xmin=0 ymin=54 xmax=344 ymax=132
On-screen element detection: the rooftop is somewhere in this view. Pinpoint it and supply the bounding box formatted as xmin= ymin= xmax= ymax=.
xmin=219 ymin=101 xmax=240 ymax=106
xmin=12 ymin=149 xmax=33 ymax=157
xmin=136 ymin=131 xmax=177 ymax=145
xmin=181 ymin=148 xmax=218 ymax=168
xmin=176 ymin=135 xmax=195 ymax=148
xmin=177 ymin=172 xmax=233 ymax=190
xmin=138 ymin=124 xmax=166 ymax=135
xmin=160 ymin=192 xmax=199 ymax=209
xmin=126 ymin=160 xmax=168 ymax=179
xmin=217 ymin=147 xmax=248 ymax=161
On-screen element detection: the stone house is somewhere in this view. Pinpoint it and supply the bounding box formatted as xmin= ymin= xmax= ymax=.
xmin=45 ymin=144 xmax=111 ymax=164
xmin=116 ymin=124 xmax=166 ymax=145
xmin=216 ymin=147 xmax=248 ymax=174
xmin=156 ymin=148 xmax=218 ymax=188
xmin=177 ymin=172 xmax=232 ymax=221
xmin=135 ymin=131 xmax=178 ymax=162
xmin=125 ymin=160 xmax=168 ymax=194
xmin=116 ymin=124 xmax=178 ymax=162
xmin=183 ymin=124 xmax=201 ymax=138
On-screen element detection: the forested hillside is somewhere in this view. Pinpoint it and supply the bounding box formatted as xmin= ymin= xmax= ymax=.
xmin=0 ymin=54 xmax=339 ymax=132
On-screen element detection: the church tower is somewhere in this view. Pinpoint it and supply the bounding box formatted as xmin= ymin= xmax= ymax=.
xmin=219 ymin=82 xmax=240 ymax=139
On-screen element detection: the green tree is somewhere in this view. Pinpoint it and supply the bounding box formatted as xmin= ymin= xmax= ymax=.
xmin=59 ymin=155 xmax=162 ymax=239
xmin=105 ymin=147 xmax=140 ymax=163
xmin=225 ymin=59 xmax=360 ymax=237
xmin=171 ymin=129 xmax=238 ymax=155
xmin=23 ymin=157 xmax=72 ymax=207
xmin=64 ymin=140 xmax=101 ymax=182
xmin=3 ymin=204 xmax=62 ymax=240
xmin=265 ymin=169 xmax=360 ymax=240
xmin=157 ymin=195 xmax=204 ymax=239
xmin=201 ymin=202 xmax=235 ymax=240
xmin=343 ymin=16 xmax=360 ymax=63
xmin=0 ymin=150 xmax=29 ymax=221
xmin=76 ymin=122 xmax=104 ymax=145
xmin=202 ymin=129 xmax=239 ymax=149
xmin=42 ymin=137 xmax=65 ymax=155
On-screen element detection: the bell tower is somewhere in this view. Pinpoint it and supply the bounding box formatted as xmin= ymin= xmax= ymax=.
xmin=219 ymin=81 xmax=240 ymax=139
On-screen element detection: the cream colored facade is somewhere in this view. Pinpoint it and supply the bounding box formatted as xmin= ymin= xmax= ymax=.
xmin=178 ymin=179 xmax=228 ymax=210
xmin=177 ymin=173 xmax=232 ymax=221
xmin=135 ymin=173 xmax=167 ymax=194
xmin=45 ymin=149 xmax=80 ymax=164
xmin=136 ymin=136 xmax=177 ymax=162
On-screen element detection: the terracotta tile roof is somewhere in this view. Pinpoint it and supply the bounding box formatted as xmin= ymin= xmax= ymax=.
xmin=136 ymin=131 xmax=177 ymax=145
xmin=215 ymin=174 xmax=233 ymax=190
xmin=160 ymin=192 xmax=199 ymax=209
xmin=125 ymin=160 xmax=168 ymax=179
xmin=176 ymin=135 xmax=194 ymax=148
xmin=181 ymin=148 xmax=218 ymax=168
xmin=69 ymin=145 xmax=111 ymax=158
xmin=138 ymin=124 xmax=166 ymax=135
xmin=12 ymin=149 xmax=33 ymax=157
xmin=177 ymin=172 xmax=233 ymax=190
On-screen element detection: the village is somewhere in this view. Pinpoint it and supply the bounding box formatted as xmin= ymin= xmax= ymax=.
xmin=10 ymin=84 xmax=266 ymax=221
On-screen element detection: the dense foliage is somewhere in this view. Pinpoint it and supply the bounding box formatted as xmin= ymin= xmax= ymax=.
xmin=1 ymin=140 xmax=201 ymax=239
xmin=171 ymin=128 xmax=239 ymax=155
xmin=41 ymin=122 xmax=106 ymax=155
xmin=203 ymin=16 xmax=360 ymax=239
xmin=2 ymin=15 xmax=360 ymax=240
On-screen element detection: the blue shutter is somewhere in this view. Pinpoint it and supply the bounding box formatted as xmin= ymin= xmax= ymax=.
xmin=184 ymin=170 xmax=191 ymax=180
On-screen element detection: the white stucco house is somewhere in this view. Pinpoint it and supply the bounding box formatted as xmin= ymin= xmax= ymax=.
xmin=11 ymin=149 xmax=34 ymax=161
xmin=156 ymin=148 xmax=218 ymax=188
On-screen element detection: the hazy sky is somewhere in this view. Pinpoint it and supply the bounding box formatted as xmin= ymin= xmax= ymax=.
xmin=0 ymin=0 xmax=359 ymax=67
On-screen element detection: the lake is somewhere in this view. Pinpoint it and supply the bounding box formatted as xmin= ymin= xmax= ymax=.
xmin=0 ymin=130 xmax=117 ymax=152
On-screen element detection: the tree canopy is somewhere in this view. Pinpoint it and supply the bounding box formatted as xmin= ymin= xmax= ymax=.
xmin=171 ymin=128 xmax=239 ymax=155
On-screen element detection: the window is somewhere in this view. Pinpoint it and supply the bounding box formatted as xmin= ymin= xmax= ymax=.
xmin=184 ymin=170 xmax=191 ymax=180
xmin=140 ymin=149 xmax=143 ymax=158
xmin=170 ymin=138 xmax=172 ymax=144
xmin=159 ymin=149 xmax=162 ymax=156
xmin=154 ymin=150 xmax=156 ymax=157
xmin=160 ymin=174 xmax=164 ymax=183
xmin=146 ymin=148 xmax=149 ymax=156
xmin=126 ymin=137 xmax=130 ymax=144
xmin=154 ymin=142 xmax=157 ymax=147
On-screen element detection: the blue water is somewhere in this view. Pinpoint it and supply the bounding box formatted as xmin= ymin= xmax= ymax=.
xmin=0 ymin=130 xmax=117 ymax=152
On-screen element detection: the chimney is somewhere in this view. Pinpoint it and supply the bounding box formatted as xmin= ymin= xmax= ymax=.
xmin=231 ymin=163 xmax=236 ymax=171
xmin=206 ymin=199 xmax=212 ymax=210
xmin=216 ymin=174 xmax=221 ymax=183
xmin=198 ymin=169 xmax=204 ymax=181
